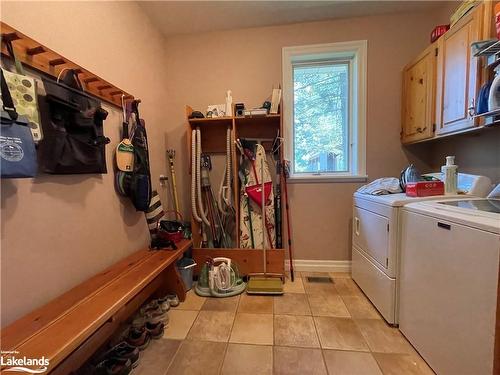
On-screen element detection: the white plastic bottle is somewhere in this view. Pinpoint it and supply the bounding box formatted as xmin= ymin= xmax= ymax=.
xmin=441 ymin=156 xmax=458 ymax=195
xmin=225 ymin=90 xmax=233 ymax=117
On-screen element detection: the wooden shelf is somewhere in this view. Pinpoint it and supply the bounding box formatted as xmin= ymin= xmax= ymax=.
xmin=0 ymin=22 xmax=134 ymax=107
xmin=186 ymin=104 xmax=286 ymax=276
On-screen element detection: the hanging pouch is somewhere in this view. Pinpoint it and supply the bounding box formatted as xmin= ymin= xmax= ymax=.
xmin=127 ymin=101 xmax=152 ymax=211
xmin=2 ymin=40 xmax=42 ymax=142
xmin=0 ymin=70 xmax=38 ymax=178
xmin=40 ymin=69 xmax=110 ymax=174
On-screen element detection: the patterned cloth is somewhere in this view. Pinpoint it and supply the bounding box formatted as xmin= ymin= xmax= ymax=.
xmin=239 ymin=144 xmax=276 ymax=249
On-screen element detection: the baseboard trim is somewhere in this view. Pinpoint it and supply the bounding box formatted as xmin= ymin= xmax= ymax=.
xmin=285 ymin=259 xmax=352 ymax=273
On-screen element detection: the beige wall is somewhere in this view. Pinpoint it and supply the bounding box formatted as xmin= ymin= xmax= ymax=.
xmin=2 ymin=1 xmax=480 ymax=327
xmin=163 ymin=11 xmax=443 ymax=262
xmin=429 ymin=128 xmax=500 ymax=184
xmin=0 ymin=1 xmax=172 ymax=326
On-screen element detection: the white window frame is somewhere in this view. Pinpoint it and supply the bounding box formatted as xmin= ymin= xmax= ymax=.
xmin=282 ymin=40 xmax=367 ymax=182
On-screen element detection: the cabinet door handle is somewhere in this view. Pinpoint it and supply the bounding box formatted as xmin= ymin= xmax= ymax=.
xmin=468 ymin=98 xmax=475 ymax=117
xmin=354 ymin=217 xmax=360 ymax=235
xmin=437 ymin=222 xmax=451 ymax=230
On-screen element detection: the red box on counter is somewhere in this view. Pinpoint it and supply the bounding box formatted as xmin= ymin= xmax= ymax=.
xmin=406 ymin=181 xmax=444 ymax=197
xmin=431 ymin=24 xmax=450 ymax=43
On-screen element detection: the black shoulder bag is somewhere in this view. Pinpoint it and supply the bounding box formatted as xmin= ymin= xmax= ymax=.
xmin=39 ymin=69 xmax=110 ymax=174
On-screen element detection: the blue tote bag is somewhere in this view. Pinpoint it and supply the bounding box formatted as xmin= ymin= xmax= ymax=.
xmin=0 ymin=69 xmax=37 ymax=178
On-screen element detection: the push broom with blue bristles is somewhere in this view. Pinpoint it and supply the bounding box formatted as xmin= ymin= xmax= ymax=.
xmin=246 ymin=159 xmax=284 ymax=295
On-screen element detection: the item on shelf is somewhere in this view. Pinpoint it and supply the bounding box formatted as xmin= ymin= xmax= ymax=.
xmin=94 ymin=342 xmax=140 ymax=370
xmin=94 ymin=356 xmax=133 ymax=375
xmin=125 ymin=326 xmax=150 ymax=351
xmin=431 ymin=24 xmax=450 ymax=43
xmin=150 ymin=236 xmax=177 ymax=250
xmin=357 ymin=177 xmax=402 ymax=195
xmin=195 ymin=257 xmax=246 ymax=297
xmin=262 ymin=101 xmax=271 ymax=112
xmin=191 ymin=127 xmax=210 ymax=235
xmin=441 ymin=155 xmax=458 ymax=195
xmin=2 ymin=40 xmax=42 ymax=141
xmin=225 ymin=90 xmax=233 ymax=117
xmin=117 ymin=100 xmax=152 ymax=211
xmin=145 ymin=190 xmax=164 ymax=234
xmin=237 ymin=139 xmax=275 ymax=249
xmin=116 ymin=95 xmax=134 ymax=172
xmin=488 ymin=66 xmax=500 ymax=112
xmin=167 ymin=149 xmax=181 ymax=214
xmin=244 ymin=108 xmax=268 ymax=117
xmin=235 ymin=102 xmax=245 ymax=116
xmin=399 ymin=164 xmax=420 ymax=192
xmin=246 ymin=159 xmax=284 ymax=295
xmin=477 ymin=80 xmax=492 ymax=115
xmin=217 ymin=127 xmax=236 ymax=246
xmin=0 ymin=69 xmax=38 ymax=179
xmin=271 ymin=137 xmax=283 ymax=247
xmin=450 ymin=0 xmax=480 ymax=27
xmin=471 ymin=39 xmax=498 ymax=56
xmin=159 ymin=211 xmax=185 ymax=243
xmin=145 ymin=321 xmax=165 ymax=339
xmin=238 ymin=166 xmax=256 ymax=248
xmin=162 ymin=294 xmax=180 ymax=307
xmin=176 ymin=257 xmax=197 ymax=290
xmin=405 ymin=181 xmax=445 ymax=197
xmin=206 ymin=104 xmax=226 ymax=118
xmin=39 ymin=69 xmax=110 ymax=174
xmin=188 ymin=110 xmax=205 ymax=119
xmin=116 ymin=138 xmax=134 ymax=173
xmin=270 ymin=87 xmax=282 ymax=114
xmin=201 ymin=154 xmax=231 ymax=248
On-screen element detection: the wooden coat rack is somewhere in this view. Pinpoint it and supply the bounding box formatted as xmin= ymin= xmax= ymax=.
xmin=0 ymin=22 xmax=134 ymax=107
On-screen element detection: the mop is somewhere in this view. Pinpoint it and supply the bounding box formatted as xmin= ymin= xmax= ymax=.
xmin=246 ymin=159 xmax=284 ymax=295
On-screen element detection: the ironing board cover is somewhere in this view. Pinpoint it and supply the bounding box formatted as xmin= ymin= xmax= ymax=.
xmin=240 ymin=144 xmax=276 ymax=249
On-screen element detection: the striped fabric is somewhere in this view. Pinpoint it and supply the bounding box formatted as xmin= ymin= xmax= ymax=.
xmin=145 ymin=190 xmax=164 ymax=234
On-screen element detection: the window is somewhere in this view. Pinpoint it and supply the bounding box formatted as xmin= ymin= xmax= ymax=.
xmin=282 ymin=41 xmax=367 ymax=181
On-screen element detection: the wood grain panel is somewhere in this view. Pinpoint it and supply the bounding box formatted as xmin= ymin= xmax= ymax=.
xmin=0 ymin=22 xmax=133 ymax=107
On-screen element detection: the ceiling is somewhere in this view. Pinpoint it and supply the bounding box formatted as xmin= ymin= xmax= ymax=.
xmin=138 ymin=1 xmax=448 ymax=38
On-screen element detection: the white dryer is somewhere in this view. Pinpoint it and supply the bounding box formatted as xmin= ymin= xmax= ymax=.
xmin=351 ymin=173 xmax=492 ymax=325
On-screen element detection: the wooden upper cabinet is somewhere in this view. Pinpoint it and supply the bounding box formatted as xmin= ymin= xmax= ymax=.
xmin=401 ymin=44 xmax=437 ymax=144
xmin=435 ymin=4 xmax=483 ymax=135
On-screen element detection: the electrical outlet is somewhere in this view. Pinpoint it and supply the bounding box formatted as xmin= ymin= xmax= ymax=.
xmin=159 ymin=174 xmax=168 ymax=186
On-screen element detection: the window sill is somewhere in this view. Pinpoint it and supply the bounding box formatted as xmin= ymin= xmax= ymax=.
xmin=287 ymin=175 xmax=368 ymax=184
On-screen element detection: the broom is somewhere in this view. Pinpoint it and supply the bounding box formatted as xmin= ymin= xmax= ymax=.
xmin=246 ymin=159 xmax=284 ymax=295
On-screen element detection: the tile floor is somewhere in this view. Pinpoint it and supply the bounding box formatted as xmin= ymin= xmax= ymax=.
xmin=134 ymin=272 xmax=435 ymax=375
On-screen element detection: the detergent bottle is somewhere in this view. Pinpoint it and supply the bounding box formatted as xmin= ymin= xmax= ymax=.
xmin=441 ymin=156 xmax=458 ymax=195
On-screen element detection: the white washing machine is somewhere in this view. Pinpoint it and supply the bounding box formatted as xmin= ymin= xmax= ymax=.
xmin=399 ymin=197 xmax=500 ymax=375
xmin=351 ymin=173 xmax=492 ymax=325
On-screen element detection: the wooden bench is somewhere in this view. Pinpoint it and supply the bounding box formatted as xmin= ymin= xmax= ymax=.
xmin=0 ymin=239 xmax=192 ymax=374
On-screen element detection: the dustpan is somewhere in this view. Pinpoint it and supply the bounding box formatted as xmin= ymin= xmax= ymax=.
xmin=245 ymin=182 xmax=272 ymax=207
xmin=247 ymin=159 xmax=284 ymax=295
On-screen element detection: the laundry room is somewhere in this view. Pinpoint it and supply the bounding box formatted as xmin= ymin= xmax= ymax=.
xmin=0 ymin=1 xmax=499 ymax=374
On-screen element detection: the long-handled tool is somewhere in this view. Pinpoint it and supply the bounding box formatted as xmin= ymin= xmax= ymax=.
xmin=247 ymin=159 xmax=284 ymax=295
xmin=282 ymin=159 xmax=295 ymax=281
xmin=167 ymin=149 xmax=180 ymax=216
xmin=238 ymin=139 xmax=274 ymax=249
xmin=272 ymin=135 xmax=283 ymax=249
